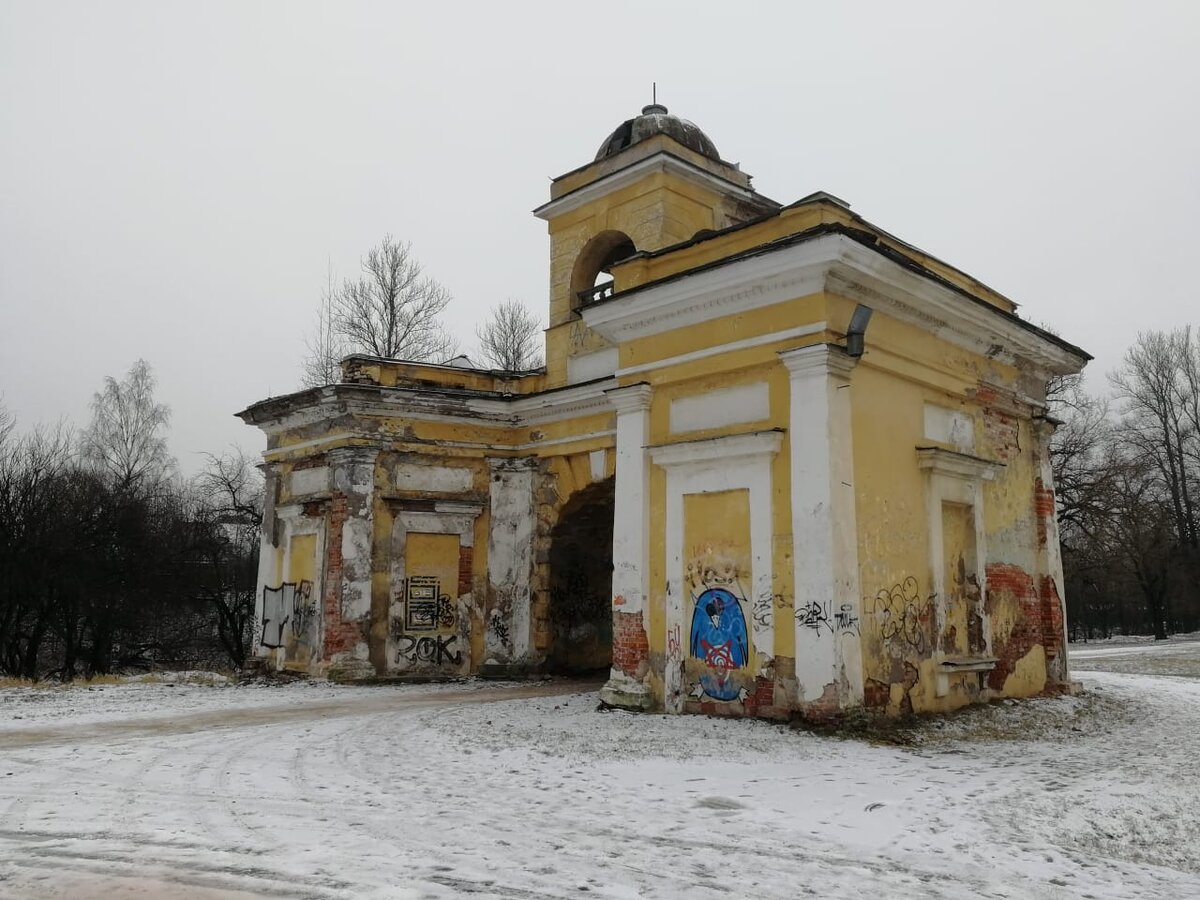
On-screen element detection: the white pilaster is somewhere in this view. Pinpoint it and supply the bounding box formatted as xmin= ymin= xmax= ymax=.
xmin=598 ymin=383 xmax=654 ymax=710
xmin=779 ymin=344 xmax=863 ymax=706
xmin=326 ymin=446 xmax=379 ymax=675
xmin=485 ymin=457 xmax=537 ymax=664
xmin=605 ymin=383 xmax=653 ymax=615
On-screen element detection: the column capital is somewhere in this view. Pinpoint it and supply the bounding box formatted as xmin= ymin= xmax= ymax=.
xmin=487 ymin=456 xmax=538 ymax=473
xmin=605 ymin=382 xmax=653 ymax=415
xmin=778 ymin=343 xmax=857 ymax=380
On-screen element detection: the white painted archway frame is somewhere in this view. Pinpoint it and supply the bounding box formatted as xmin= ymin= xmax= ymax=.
xmin=649 ymin=430 xmax=783 ymax=714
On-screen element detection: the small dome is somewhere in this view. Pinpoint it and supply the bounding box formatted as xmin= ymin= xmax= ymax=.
xmin=595 ymin=104 xmax=720 ymax=162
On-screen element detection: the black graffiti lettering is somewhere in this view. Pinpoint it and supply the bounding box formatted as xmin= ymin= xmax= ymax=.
xmin=261 ymin=581 xmax=313 ymax=648
xmin=490 ymin=614 xmax=511 ymax=647
xmin=834 ymin=603 xmax=860 ymax=636
xmin=795 ymin=599 xmax=831 ymax=633
xmin=437 ymin=594 xmax=456 ymax=629
xmin=290 ymin=581 xmax=314 ymax=639
xmin=871 ymin=576 xmax=927 ymax=652
xmin=396 ymin=633 xmax=463 ymax=667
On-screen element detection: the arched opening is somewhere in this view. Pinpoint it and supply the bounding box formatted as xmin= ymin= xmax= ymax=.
xmin=570 ymin=231 xmax=637 ymax=314
xmin=545 ymin=477 xmax=615 ymax=674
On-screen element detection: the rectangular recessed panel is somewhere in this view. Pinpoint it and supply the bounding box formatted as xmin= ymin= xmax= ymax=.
xmin=923 ymin=404 xmax=975 ymax=452
xmin=290 ymin=466 xmax=328 ymax=496
xmin=669 ymin=382 xmax=769 ymax=434
xmin=394 ymin=463 xmax=474 ymax=493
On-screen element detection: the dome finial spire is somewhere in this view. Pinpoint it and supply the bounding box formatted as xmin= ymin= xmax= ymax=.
xmin=642 ymin=83 xmax=668 ymax=117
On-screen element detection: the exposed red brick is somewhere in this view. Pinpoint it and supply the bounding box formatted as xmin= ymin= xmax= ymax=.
xmin=864 ymin=678 xmax=889 ymax=708
xmin=457 ymin=546 xmax=473 ymax=597
xmin=1034 ymin=478 xmax=1056 ymax=547
xmin=983 ymin=405 xmax=1020 ymax=461
xmin=611 ymin=610 xmax=649 ymax=677
xmin=321 ymin=496 xmax=359 ymax=657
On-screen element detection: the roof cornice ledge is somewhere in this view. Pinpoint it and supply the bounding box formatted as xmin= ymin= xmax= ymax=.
xmin=581 ymin=232 xmax=1089 ymax=377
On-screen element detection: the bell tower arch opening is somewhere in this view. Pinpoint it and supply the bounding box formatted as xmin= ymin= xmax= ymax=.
xmin=545 ymin=476 xmax=615 ymax=675
xmin=570 ymin=230 xmax=637 ymax=315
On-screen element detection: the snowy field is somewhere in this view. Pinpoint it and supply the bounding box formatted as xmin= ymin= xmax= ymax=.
xmin=1 ymin=646 xmax=1199 ymax=899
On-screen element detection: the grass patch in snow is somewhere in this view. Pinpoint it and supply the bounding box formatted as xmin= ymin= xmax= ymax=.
xmin=795 ymin=689 xmax=1134 ymax=748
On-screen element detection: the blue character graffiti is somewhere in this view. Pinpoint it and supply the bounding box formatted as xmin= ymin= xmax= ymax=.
xmin=689 ymin=587 xmax=749 ymax=701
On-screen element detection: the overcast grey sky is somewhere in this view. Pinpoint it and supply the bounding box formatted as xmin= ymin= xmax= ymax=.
xmin=2 ymin=1 xmax=1198 ymax=473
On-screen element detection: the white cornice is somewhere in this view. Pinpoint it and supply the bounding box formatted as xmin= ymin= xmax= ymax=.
xmin=581 ymin=232 xmax=1088 ymax=377
xmin=255 ymin=378 xmax=618 ymax=438
xmin=533 ymin=153 xmax=758 ymax=222
xmin=649 ymin=429 xmax=784 ymax=470
xmin=916 ymin=447 xmax=1003 ymax=482
xmin=508 ymin=378 xmax=618 ymax=424
xmin=778 ymin=343 xmax=858 ymax=379
xmin=617 ymin=322 xmax=826 ymax=377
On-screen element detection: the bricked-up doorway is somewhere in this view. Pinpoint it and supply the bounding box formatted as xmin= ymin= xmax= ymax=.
xmin=545 ymin=477 xmax=615 ymax=674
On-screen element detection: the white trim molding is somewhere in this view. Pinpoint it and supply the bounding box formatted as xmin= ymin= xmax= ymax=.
xmin=649 ymin=429 xmax=783 ymax=714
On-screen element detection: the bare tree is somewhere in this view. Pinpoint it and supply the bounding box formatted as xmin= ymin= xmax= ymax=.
xmin=475 ymin=299 xmax=544 ymax=371
xmin=330 ymin=235 xmax=456 ymax=362
xmin=1110 ymin=329 xmax=1199 ymax=552
xmin=192 ymin=448 xmax=263 ymax=668
xmin=78 ymin=359 xmax=174 ymax=493
xmin=1047 ymin=374 xmax=1111 ymax=536
xmin=301 ymin=264 xmax=347 ymax=388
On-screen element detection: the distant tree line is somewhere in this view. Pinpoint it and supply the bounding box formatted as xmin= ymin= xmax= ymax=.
xmin=0 ymin=361 xmax=260 ymax=679
xmin=1054 ymin=326 xmax=1200 ymax=640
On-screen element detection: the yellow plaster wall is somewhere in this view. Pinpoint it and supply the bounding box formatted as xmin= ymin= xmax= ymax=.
xmin=1003 ymin=644 xmax=1048 ymax=696
xmin=850 ymin=361 xmax=931 ymax=703
xmin=847 ymin=302 xmax=1052 ymax=713
xmin=620 ymin=296 xmax=828 ymax=379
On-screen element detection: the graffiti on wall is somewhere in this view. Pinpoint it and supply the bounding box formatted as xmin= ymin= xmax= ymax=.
xmin=260 ymin=581 xmax=314 ymax=649
xmin=686 ymin=548 xmax=750 ymax=702
xmin=666 ymin=623 xmax=683 ymax=668
xmin=870 ymin=576 xmax=928 ymax=652
xmin=549 ymin=568 xmax=608 ymax=627
xmin=404 ymin=576 xmax=439 ymax=631
xmin=396 ymin=634 xmax=462 ymax=667
xmin=403 ymin=575 xmax=458 ymax=633
xmin=793 ymin=598 xmax=860 ymax=636
xmin=490 ymin=613 xmax=511 ymax=648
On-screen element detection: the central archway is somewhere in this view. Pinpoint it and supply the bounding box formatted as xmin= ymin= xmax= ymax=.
xmin=545 ymin=477 xmax=615 ymax=674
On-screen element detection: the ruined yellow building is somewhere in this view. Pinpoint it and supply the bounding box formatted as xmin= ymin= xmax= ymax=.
xmin=238 ymin=104 xmax=1089 ymax=720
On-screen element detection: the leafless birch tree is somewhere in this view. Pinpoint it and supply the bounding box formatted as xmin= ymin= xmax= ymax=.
xmin=301 ymin=264 xmax=347 ymax=388
xmin=475 ymin=299 xmax=544 ymax=371
xmin=79 ymin=359 xmax=173 ymax=493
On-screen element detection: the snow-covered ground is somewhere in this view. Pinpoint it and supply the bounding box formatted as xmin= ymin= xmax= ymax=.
xmin=1 ymin=646 xmax=1198 ymax=900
